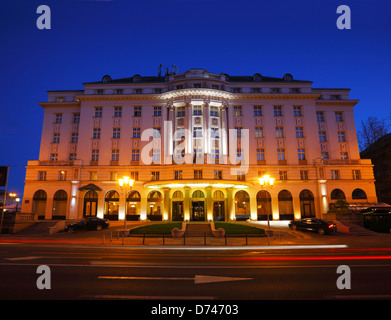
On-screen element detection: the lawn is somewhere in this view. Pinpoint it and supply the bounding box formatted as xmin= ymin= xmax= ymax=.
xmin=214 ymin=222 xmax=265 ymax=235
xmin=128 ymin=222 xmax=183 ymax=235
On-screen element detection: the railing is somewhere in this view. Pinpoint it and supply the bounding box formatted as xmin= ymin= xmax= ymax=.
xmin=15 ymin=213 xmax=36 ymax=223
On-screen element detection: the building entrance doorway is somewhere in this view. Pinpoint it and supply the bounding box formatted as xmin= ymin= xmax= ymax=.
xmin=83 ymin=190 xmax=98 ymax=217
xmin=191 ymin=201 xmax=205 ymax=221
xmin=172 ymin=201 xmax=184 ymax=221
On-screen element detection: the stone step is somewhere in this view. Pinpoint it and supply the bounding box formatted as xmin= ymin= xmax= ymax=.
xmin=184 ymin=223 xmax=213 ymax=236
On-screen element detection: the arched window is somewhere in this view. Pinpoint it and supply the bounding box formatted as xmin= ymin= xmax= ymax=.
xmin=126 ymin=191 xmax=141 ymax=220
xmin=278 ymin=190 xmax=294 ymax=220
xmin=192 ymin=190 xmax=205 ymax=198
xmin=299 ymin=189 xmax=315 ymax=218
xmin=104 ymin=190 xmax=119 ymax=220
xmin=147 ymin=191 xmax=162 ymax=220
xmin=172 ymin=191 xmax=184 ymax=198
xmin=213 ymin=190 xmax=225 ymax=199
xmin=352 ymin=189 xmax=367 ymax=200
xmin=234 ymin=190 xmax=250 ymax=220
xmin=53 ymin=190 xmax=67 ymax=220
xmin=256 ymin=190 xmax=272 ymax=221
xmin=331 ymin=189 xmax=346 ymax=200
xmin=32 ymin=190 xmax=47 ymax=219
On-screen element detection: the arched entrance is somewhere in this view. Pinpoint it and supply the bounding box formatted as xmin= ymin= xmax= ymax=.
xmin=172 ymin=190 xmax=184 ymax=221
xmin=104 ymin=190 xmax=119 ymax=221
xmin=147 ymin=191 xmax=163 ymax=221
xmin=256 ymin=190 xmax=272 ymax=221
xmin=299 ymin=189 xmax=315 ymax=218
xmin=83 ymin=190 xmax=98 ymax=217
xmin=33 ymin=190 xmax=47 ymax=220
xmin=278 ymin=190 xmax=294 ymax=220
xmin=191 ymin=190 xmax=205 ymax=221
xmin=52 ymin=190 xmax=68 ymax=220
xmin=352 ymin=188 xmax=367 ymax=200
xmin=126 ymin=190 xmax=141 ymax=221
xmin=213 ymin=190 xmax=225 ymax=221
xmin=235 ymin=190 xmax=250 ymax=221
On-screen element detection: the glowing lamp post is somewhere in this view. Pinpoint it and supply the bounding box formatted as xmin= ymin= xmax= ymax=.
xmin=258 ymin=175 xmax=275 ymax=232
xmin=118 ymin=176 xmax=134 ymax=231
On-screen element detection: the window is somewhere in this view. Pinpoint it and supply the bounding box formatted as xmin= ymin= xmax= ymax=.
xmin=153 ymin=106 xmax=161 ymax=117
xmin=134 ymin=106 xmax=142 ymax=117
xmin=111 ymin=149 xmax=119 ymax=161
xmin=236 ymin=148 xmax=244 ymax=161
xmin=237 ymin=171 xmax=246 ymax=181
xmin=73 ymin=113 xmax=80 ymax=123
xmin=130 ymin=171 xmax=139 ymax=181
xmin=132 ymin=128 xmax=140 ymax=138
xmin=293 ymin=106 xmax=302 ymax=117
xmin=176 ymin=128 xmax=185 ymax=140
xmin=211 ymin=149 xmax=219 ymax=160
xmin=96 ymin=89 xmax=103 ymax=95
xmin=251 ymin=88 xmax=261 ymax=93
xmin=38 ymin=171 xmax=46 ymax=181
xmin=319 ymin=131 xmax=327 ymax=142
xmin=131 ymin=149 xmax=140 ymax=162
xmin=271 ymin=88 xmax=281 ymax=93
xmin=194 ymin=170 xmax=203 ymax=179
xmin=279 ymin=171 xmax=288 ymax=180
xmin=274 ymin=106 xmax=282 ymax=116
xmin=211 ymin=127 xmax=219 ymax=139
xmin=256 ymin=148 xmax=265 ymax=161
xmin=321 ymin=152 xmax=329 ymax=160
xmin=298 ymin=148 xmax=306 ymax=161
xmin=194 ymin=146 xmax=203 ymax=159
xmin=300 ymin=170 xmax=309 ymax=180
xmin=114 ymin=89 xmax=123 ymax=95
xmin=296 ymin=127 xmax=304 ymax=138
xmin=275 ymin=127 xmax=284 ymax=138
xmin=214 ymin=170 xmax=222 ymax=180
xmin=193 ymin=83 xmax=201 ymax=88
xmin=50 ymin=153 xmax=58 ymax=161
xmin=232 ymin=88 xmax=241 ymax=93
xmin=255 ymin=127 xmax=264 ymax=138
xmin=91 ymin=149 xmax=99 ymax=161
xmin=316 ymin=111 xmax=325 ymax=122
xmin=92 ymin=128 xmax=101 ymax=139
xmin=210 ymin=107 xmax=218 ymax=117
xmin=277 ymin=148 xmax=286 ymax=161
xmin=254 ymin=106 xmax=263 ymax=117
xmin=290 ymin=88 xmax=301 ymax=94
xmin=177 ymin=107 xmax=185 ymax=117
xmin=152 ymin=149 xmax=160 ymax=162
xmin=235 ymin=127 xmax=243 ymax=138
xmin=71 ymin=132 xmax=78 ymax=143
xmin=176 ymin=85 xmax=184 ymax=90
xmin=94 ymin=107 xmax=102 ymax=118
xmin=112 ymin=128 xmax=121 ymax=139
xmin=114 ymin=107 xmax=122 ymax=117
xmin=338 ymin=131 xmax=346 ymax=142
xmin=331 ymin=95 xmax=342 ymax=100
xmin=174 ymin=170 xmax=183 ymax=180
xmin=154 ymin=88 xmax=162 ymax=94
xmin=352 ymin=170 xmax=361 ymax=180
xmin=55 ymin=113 xmax=62 ymax=124
xmin=90 ymin=171 xmax=98 ymax=181
xmin=331 ymin=170 xmax=340 ymax=180
xmin=52 ymin=133 xmax=60 ymax=143
xmin=135 ymin=89 xmax=143 ymax=94
xmin=69 ymin=153 xmax=76 ymax=161
xmin=193 ymin=127 xmax=202 ymax=138
xmin=110 ymin=172 xmax=118 ymax=181
xmin=58 ymin=171 xmax=66 ymax=181
xmin=234 ymin=106 xmax=242 ymax=117
xmin=151 ymin=171 xmax=160 ymax=181
xmin=193 ymin=106 xmax=202 ymax=116
xmin=153 ymin=127 xmax=161 ymax=139
xmin=335 ymin=112 xmax=343 ymax=122
xmin=340 ymin=152 xmax=349 ymax=160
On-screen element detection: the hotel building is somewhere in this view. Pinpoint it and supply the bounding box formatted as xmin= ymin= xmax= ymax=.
xmin=21 ymin=68 xmax=377 ymax=222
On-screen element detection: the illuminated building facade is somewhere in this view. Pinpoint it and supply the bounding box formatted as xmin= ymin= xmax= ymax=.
xmin=21 ymin=68 xmax=377 ymax=222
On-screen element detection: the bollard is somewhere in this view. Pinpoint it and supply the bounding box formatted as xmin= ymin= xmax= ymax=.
xmin=225 ymin=234 xmax=227 ymax=246
xmin=204 ymin=232 xmax=206 ymax=246
xmin=245 ymin=234 xmax=248 ymax=245
xmin=162 ymin=233 xmax=165 ymax=245
xmin=183 ymin=234 xmax=186 ymax=245
xmin=143 ymin=233 xmax=146 ymax=245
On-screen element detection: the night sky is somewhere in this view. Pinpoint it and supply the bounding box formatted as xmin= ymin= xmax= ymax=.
xmin=0 ymin=0 xmax=390 ymax=198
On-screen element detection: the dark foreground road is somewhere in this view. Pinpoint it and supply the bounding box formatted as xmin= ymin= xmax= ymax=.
xmin=0 ymin=243 xmax=391 ymax=301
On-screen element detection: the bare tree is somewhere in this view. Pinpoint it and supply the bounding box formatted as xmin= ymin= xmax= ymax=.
xmin=358 ymin=116 xmax=389 ymax=151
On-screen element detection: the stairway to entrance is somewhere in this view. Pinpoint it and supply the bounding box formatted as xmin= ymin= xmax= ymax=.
xmin=184 ymin=223 xmax=213 ymax=237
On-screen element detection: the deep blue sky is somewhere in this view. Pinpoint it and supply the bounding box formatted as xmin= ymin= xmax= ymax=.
xmin=0 ymin=0 xmax=390 ymax=197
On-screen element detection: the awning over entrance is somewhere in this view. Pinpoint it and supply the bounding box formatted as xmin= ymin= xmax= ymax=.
xmin=78 ymin=183 xmax=102 ymax=191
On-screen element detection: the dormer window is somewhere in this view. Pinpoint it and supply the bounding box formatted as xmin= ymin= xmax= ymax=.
xmin=133 ymin=75 xmax=141 ymax=83
xmin=283 ymin=73 xmax=293 ymax=81
xmin=253 ymin=73 xmax=262 ymax=81
xmin=102 ymin=75 xmax=112 ymax=83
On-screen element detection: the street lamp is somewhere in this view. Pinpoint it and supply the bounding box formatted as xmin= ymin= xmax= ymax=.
xmin=15 ymin=198 xmax=20 ymax=212
xmin=118 ymin=176 xmax=134 ymax=232
xmin=258 ymin=175 xmax=275 ymax=232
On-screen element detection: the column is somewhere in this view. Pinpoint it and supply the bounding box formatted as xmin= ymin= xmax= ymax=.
xmin=97 ymin=194 xmax=104 ymax=219
xmin=165 ymin=102 xmax=174 ymax=164
xmin=221 ymin=102 xmax=228 ymax=164
xmin=250 ymin=196 xmax=257 ymax=221
xmin=203 ymin=99 xmax=210 ymax=163
xmin=185 ymin=101 xmax=193 ymax=164
xmin=227 ymin=187 xmax=234 ymax=221
xmin=163 ymin=188 xmax=170 ymax=221
xmin=206 ymin=186 xmax=213 ymax=221
xmin=183 ymin=186 xmax=190 ymax=221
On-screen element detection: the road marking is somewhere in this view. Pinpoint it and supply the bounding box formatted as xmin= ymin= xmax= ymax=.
xmin=98 ymin=274 xmax=253 ymax=284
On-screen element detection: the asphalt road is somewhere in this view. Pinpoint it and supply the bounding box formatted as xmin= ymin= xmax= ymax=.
xmin=1 ymin=242 xmax=391 ymax=302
